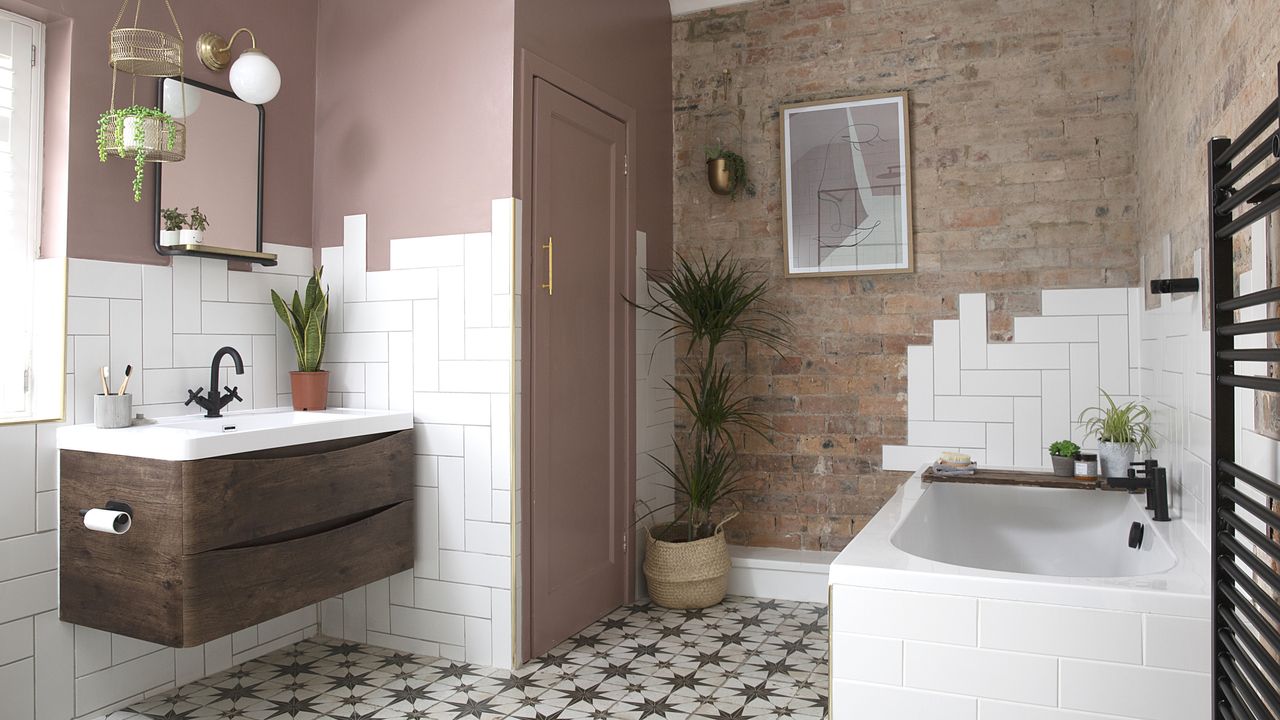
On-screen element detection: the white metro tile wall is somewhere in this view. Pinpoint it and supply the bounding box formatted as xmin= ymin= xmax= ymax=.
xmin=2 ymin=243 xmax=320 ymax=720
xmin=883 ymin=288 xmax=1142 ymax=472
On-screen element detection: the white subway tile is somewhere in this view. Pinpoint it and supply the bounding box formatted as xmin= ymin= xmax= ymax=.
xmin=0 ymin=533 xmax=56 ymax=582
xmin=1069 ymin=343 xmax=1101 ymax=419
xmin=390 ymin=569 xmax=415 ymax=607
xmin=439 ymin=550 xmax=511 ymax=589
xmin=0 ymin=617 xmax=32 ymax=666
xmin=142 ymin=265 xmax=173 ymax=369
xmin=0 ymin=657 xmax=33 ymax=720
xmin=257 ymin=606 xmax=316 ymax=644
xmin=75 ymin=626 xmax=112 ymax=675
xmin=465 ymin=328 xmax=512 ymax=361
xmin=934 ymin=320 xmax=961 ymax=394
xmin=343 ymin=215 xmax=367 ymax=302
xmin=344 ymin=301 xmax=412 ymax=333
xmin=257 ymin=243 xmax=314 ymax=277
xmin=175 ymin=646 xmax=204 ymax=687
xmin=389 ymin=332 xmax=414 ymax=411
xmin=985 ymin=423 xmax=1013 ymax=466
xmin=365 ymin=363 xmax=389 ymax=410
xmin=342 ymin=586 xmax=367 ymax=643
xmin=1060 ymin=659 xmax=1208 ymax=720
xmin=440 ymin=361 xmax=510 ymax=393
xmin=413 ymin=392 xmax=490 ymax=426
xmin=416 ymin=423 xmax=464 ymax=457
xmin=1012 ymin=397 xmax=1044 ymax=467
xmin=172 ymin=334 xmax=254 ymax=368
xmin=980 ymin=599 xmax=1141 ymax=663
xmin=415 ymin=486 xmax=440 ymax=579
xmin=438 ymin=268 xmax=465 ymax=361
xmin=320 ymin=598 xmax=343 ymax=638
xmin=0 ymin=425 xmax=35 ymax=543
xmin=111 ymin=634 xmax=165 ymax=665
xmin=439 ymin=457 xmax=465 ymax=551
xmin=465 ymin=521 xmax=509 ymax=557
xmin=464 ymin=233 xmax=493 ymax=328
xmin=201 ymin=302 xmax=275 ymax=335
xmin=491 ymin=199 xmax=515 ymax=291
xmin=832 ymin=632 xmax=901 ymax=685
xmin=390 ymin=235 xmax=465 ymax=269
xmin=464 ymin=426 xmax=492 ymax=521
xmin=979 ymin=700 xmax=1131 ymax=720
xmin=934 ymin=396 xmax=1013 ymax=423
xmin=200 ymin=259 xmax=228 ymax=302
xmin=413 ymin=300 xmax=440 ymax=392
xmin=172 ymin=257 xmax=202 ymax=333
xmin=907 ymin=346 xmax=934 ymax=421
xmin=986 ymin=343 xmax=1070 ymax=370
xmin=960 ymin=370 xmax=1041 ymax=396
xmin=833 ymin=680 xmax=975 ymax=720
xmin=1043 ymin=288 xmax=1129 ymax=316
xmin=227 ymin=269 xmax=296 ymax=305
xmin=75 ymin=649 xmax=173 ymax=717
xmin=1041 ymin=369 xmax=1071 ymax=449
xmin=904 ymin=641 xmax=1057 ymax=706
xmin=320 ymin=246 xmax=344 ymax=334
xmin=388 ymin=604 xmax=465 ymax=646
xmin=366 ymin=268 xmax=439 ymax=301
xmin=324 ymin=363 xmax=366 ymax=394
xmin=68 ymin=259 xmax=142 ymax=299
xmin=882 ymin=445 xmax=951 ymax=472
xmin=491 ymin=394 xmax=511 ymax=490
xmin=34 ymin=610 xmax=73 ymax=720
xmin=465 ymin=616 xmax=493 ymax=666
xmin=413 ymin=578 xmax=491 ymax=618
xmin=1143 ymin=615 xmax=1210 ymax=673
xmin=907 ymin=420 xmax=985 ymax=448
xmin=959 ymin=294 xmax=987 ymax=369
xmin=203 ymin=635 xmax=233 ymax=677
xmin=1098 ymin=315 xmax=1130 ymax=393
xmin=1013 ymin=316 xmax=1099 ymax=343
xmin=366 ymin=578 xmax=391 ymax=634
xmin=491 ymin=588 xmax=513 ymax=669
xmin=66 ymin=297 xmax=109 ymax=335
xmin=831 ymin=586 xmax=976 ymax=646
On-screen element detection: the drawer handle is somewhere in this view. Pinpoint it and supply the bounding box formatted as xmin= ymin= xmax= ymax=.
xmin=206 ymin=503 xmax=398 ymax=553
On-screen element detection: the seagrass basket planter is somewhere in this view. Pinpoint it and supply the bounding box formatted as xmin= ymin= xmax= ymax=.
xmin=643 ymin=517 xmax=734 ymax=610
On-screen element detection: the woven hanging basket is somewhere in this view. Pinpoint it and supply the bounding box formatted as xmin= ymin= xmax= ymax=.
xmin=108 ymin=27 xmax=182 ymax=77
xmin=643 ymin=513 xmax=736 ymax=610
xmin=101 ymin=115 xmax=186 ymax=163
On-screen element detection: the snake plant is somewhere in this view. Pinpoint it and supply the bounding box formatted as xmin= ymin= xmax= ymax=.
xmin=271 ymin=267 xmax=329 ymax=372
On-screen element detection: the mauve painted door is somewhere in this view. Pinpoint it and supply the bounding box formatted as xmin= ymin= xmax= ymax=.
xmin=529 ymin=78 xmax=629 ymax=657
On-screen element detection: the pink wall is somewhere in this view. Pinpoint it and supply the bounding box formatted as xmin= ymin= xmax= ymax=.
xmin=514 ymin=0 xmax=673 ymax=269
xmin=312 ymin=0 xmax=516 ymax=271
xmin=0 ymin=0 xmax=317 ymax=264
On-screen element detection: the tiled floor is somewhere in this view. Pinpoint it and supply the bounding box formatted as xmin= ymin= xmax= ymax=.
xmin=109 ymin=596 xmax=828 ymax=719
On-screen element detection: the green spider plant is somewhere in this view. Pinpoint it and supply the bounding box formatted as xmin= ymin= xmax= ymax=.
xmin=631 ymin=252 xmax=791 ymax=541
xmin=1077 ymin=389 xmax=1155 ymax=453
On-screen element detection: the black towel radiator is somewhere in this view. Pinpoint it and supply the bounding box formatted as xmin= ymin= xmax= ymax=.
xmin=1209 ymin=61 xmax=1280 ymax=720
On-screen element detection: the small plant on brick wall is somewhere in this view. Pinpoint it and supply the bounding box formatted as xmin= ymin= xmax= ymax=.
xmin=705 ymin=139 xmax=755 ymax=200
xmin=629 ymin=252 xmax=790 ymax=608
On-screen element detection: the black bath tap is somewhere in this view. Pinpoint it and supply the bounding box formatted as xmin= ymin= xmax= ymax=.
xmin=1106 ymin=459 xmax=1170 ymax=522
xmin=185 ymin=346 xmax=245 ymax=419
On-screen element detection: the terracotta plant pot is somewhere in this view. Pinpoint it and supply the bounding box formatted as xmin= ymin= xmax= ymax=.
xmin=707 ymin=158 xmax=732 ymax=196
xmin=290 ymin=371 xmax=329 ymax=411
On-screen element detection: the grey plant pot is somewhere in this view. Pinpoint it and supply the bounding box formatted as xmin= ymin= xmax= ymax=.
xmin=1098 ymin=441 xmax=1136 ymax=479
xmin=1050 ymin=454 xmax=1075 ymax=477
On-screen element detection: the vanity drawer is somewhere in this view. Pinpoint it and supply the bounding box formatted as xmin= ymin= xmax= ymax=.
xmin=182 ymin=429 xmax=414 ymax=553
xmin=182 ymin=499 xmax=414 ymax=647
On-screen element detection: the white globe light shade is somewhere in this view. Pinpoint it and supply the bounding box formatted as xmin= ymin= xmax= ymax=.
xmin=228 ymin=49 xmax=280 ymax=105
xmin=161 ymin=79 xmax=201 ymax=118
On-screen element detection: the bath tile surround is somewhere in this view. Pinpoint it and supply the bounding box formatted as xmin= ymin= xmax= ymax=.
xmin=883 ymin=287 xmax=1144 ymax=472
xmin=0 ymin=197 xmax=675 ymax=719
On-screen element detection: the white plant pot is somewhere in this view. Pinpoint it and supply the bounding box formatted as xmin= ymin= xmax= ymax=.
xmin=121 ymin=116 xmax=142 ymax=149
xmin=179 ymin=229 xmax=203 ymax=245
xmin=159 ymin=230 xmax=181 ymax=247
xmin=1098 ymin=441 xmax=1136 ymax=479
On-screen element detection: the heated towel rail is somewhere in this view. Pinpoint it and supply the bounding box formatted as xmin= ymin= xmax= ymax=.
xmin=1209 ymin=62 xmax=1280 ymax=720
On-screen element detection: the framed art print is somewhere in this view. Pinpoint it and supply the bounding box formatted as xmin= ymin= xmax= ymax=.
xmin=781 ymin=92 xmax=914 ymax=277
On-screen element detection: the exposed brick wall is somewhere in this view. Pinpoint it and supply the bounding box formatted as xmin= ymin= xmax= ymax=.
xmin=672 ymin=0 xmax=1139 ymax=550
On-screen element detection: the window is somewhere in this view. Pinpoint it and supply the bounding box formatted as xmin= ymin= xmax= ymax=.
xmin=0 ymin=9 xmax=45 ymax=421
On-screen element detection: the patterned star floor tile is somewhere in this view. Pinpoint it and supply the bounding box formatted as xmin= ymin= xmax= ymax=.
xmin=114 ymin=596 xmax=827 ymax=720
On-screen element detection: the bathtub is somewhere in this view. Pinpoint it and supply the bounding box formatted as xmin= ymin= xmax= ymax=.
xmin=828 ymin=469 xmax=1211 ymax=720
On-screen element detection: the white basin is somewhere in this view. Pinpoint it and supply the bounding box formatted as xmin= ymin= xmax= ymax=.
xmin=57 ymin=407 xmax=413 ymax=461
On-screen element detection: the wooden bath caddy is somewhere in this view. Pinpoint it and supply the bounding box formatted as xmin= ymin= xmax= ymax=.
xmin=922 ymin=466 xmax=1101 ymax=490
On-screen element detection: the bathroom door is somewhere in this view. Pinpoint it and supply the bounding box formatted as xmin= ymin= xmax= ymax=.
xmin=528 ymin=78 xmax=630 ymax=657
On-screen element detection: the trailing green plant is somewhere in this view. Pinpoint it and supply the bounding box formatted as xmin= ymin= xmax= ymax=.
xmin=705 ymin=140 xmax=755 ymax=200
xmin=1048 ymin=439 xmax=1080 ymax=458
xmin=188 ymin=206 xmax=210 ymax=232
xmin=630 ymin=252 xmax=791 ymax=541
xmin=160 ymin=207 xmax=186 ymax=232
xmin=270 ymin=267 xmax=329 ymax=373
xmin=1078 ymin=389 xmax=1155 ymax=453
xmin=97 ymin=106 xmax=178 ymax=202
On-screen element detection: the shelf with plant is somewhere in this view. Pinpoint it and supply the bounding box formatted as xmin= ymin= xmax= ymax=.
xmin=97 ymin=105 xmax=182 ymax=201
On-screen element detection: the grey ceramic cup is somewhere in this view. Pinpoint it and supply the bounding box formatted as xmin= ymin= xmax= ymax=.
xmin=93 ymin=393 xmax=133 ymax=429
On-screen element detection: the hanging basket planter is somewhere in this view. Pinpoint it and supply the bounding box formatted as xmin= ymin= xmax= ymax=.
xmin=108 ymin=26 xmax=183 ymax=78
xmin=98 ymin=108 xmax=185 ymax=201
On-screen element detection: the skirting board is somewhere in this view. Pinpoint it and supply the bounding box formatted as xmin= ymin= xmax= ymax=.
xmin=726 ymin=546 xmax=837 ymax=604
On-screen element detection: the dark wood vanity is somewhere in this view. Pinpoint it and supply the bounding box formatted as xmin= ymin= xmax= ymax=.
xmin=59 ymin=429 xmax=414 ymax=647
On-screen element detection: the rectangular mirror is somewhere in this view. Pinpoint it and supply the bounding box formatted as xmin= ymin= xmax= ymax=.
xmin=153 ymin=78 xmax=269 ymax=263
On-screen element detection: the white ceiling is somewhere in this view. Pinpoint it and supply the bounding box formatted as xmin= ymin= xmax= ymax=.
xmin=669 ymin=0 xmax=752 ymax=16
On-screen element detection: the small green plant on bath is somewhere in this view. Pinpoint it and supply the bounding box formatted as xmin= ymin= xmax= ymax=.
xmin=270 ymin=267 xmax=329 ymax=372
xmin=96 ymin=106 xmax=178 ymax=202
xmin=1049 ymin=439 xmax=1080 ymax=458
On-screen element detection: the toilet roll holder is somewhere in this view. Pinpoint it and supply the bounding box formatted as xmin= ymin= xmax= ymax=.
xmin=80 ymin=501 xmax=134 ymax=533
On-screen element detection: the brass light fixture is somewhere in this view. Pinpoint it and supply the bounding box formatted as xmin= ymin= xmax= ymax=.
xmin=196 ymin=28 xmax=281 ymax=105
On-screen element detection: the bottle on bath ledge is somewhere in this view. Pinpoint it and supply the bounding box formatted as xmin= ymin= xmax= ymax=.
xmin=270 ymin=266 xmax=330 ymax=411
xmin=1077 ymin=389 xmax=1156 ymax=479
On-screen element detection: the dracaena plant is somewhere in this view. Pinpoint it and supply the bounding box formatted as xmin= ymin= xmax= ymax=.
xmin=270 ymin=267 xmax=329 ymax=372
xmin=630 ymin=252 xmax=791 ymax=541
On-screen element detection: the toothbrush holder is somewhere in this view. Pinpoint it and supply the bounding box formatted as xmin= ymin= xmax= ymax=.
xmin=93 ymin=393 xmax=133 ymax=429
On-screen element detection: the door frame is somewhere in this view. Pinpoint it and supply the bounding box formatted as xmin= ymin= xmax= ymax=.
xmin=515 ymin=49 xmax=637 ymax=663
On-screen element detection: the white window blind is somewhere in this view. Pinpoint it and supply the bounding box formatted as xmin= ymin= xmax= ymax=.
xmin=0 ymin=10 xmax=43 ymax=420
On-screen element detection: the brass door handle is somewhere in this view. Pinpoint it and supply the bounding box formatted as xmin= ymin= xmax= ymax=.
xmin=542 ymin=237 xmax=554 ymax=295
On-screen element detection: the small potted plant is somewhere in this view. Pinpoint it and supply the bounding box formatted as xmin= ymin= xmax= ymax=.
xmin=183 ymin=206 xmax=210 ymax=245
xmin=271 ymin=267 xmax=330 ymax=411
xmin=159 ymin=207 xmax=186 ymax=247
xmin=1048 ymin=439 xmax=1080 ymax=477
xmin=1078 ymin=390 xmax=1155 ymax=478
xmin=705 ymin=139 xmax=754 ymax=200
xmin=97 ymin=105 xmax=181 ymax=202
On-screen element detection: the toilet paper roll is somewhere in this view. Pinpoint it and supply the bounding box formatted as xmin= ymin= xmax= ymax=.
xmin=83 ymin=508 xmax=131 ymax=534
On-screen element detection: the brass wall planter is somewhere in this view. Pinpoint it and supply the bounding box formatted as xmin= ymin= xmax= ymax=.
xmin=707 ymin=158 xmax=733 ymax=196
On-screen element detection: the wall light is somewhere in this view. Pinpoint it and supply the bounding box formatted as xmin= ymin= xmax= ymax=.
xmin=195 ymin=28 xmax=281 ymax=105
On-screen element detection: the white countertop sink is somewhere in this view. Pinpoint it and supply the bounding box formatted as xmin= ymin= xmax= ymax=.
xmin=57 ymin=407 xmax=413 ymax=461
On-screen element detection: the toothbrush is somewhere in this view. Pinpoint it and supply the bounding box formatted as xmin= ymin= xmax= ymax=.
xmin=100 ymin=366 xmax=110 ymax=396
xmin=116 ymin=365 xmax=132 ymax=396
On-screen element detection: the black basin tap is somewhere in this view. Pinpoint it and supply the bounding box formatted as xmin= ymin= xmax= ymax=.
xmin=185 ymin=346 xmax=245 ymax=419
xmin=1106 ymin=459 xmax=1170 ymax=522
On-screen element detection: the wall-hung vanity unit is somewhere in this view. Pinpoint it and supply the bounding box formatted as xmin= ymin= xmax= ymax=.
xmin=56 ymin=408 xmax=414 ymax=647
